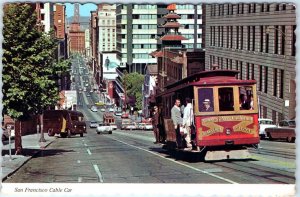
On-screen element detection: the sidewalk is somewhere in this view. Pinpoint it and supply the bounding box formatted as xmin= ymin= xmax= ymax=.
xmin=1 ymin=133 xmax=56 ymax=181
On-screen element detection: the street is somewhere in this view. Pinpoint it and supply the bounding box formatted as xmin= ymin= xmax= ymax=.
xmin=4 ymin=56 xmax=295 ymax=184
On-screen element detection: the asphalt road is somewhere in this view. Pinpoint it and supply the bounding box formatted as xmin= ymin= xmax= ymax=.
xmin=4 ymin=55 xmax=295 ymax=184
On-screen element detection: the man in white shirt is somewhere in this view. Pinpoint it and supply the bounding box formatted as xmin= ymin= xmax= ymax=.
xmin=183 ymin=98 xmax=193 ymax=150
xmin=171 ymin=99 xmax=183 ymax=148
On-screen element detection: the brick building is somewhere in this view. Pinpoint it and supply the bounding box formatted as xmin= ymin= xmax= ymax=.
xmin=205 ymin=3 xmax=296 ymax=122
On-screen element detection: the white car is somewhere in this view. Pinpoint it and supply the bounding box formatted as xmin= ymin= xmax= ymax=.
xmin=100 ymin=108 xmax=106 ymax=112
xmin=96 ymin=123 xmax=112 ymax=134
xmin=125 ymin=124 xmax=137 ymax=130
xmin=114 ymin=111 xmax=122 ymax=116
xmin=144 ymin=124 xmax=153 ymax=130
xmin=89 ymin=121 xmax=98 ymax=128
xmin=109 ymin=108 xmax=114 ymax=112
xmin=91 ymin=106 xmax=98 ymax=112
xmin=258 ymin=118 xmax=277 ymax=138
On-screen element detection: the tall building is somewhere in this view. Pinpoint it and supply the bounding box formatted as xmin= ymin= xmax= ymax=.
xmin=116 ymin=4 xmax=204 ymax=75
xmin=85 ymin=29 xmax=90 ymax=57
xmin=68 ymin=4 xmax=85 ymax=54
xmin=98 ymin=4 xmax=116 ymax=52
xmin=205 ymin=3 xmax=296 ymax=122
xmin=53 ymin=4 xmax=66 ymax=39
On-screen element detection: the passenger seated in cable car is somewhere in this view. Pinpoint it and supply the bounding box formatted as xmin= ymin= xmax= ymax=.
xmin=200 ymin=99 xmax=214 ymax=112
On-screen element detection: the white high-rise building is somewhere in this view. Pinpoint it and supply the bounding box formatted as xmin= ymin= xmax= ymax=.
xmin=98 ymin=4 xmax=116 ymax=52
xmin=85 ymin=29 xmax=90 ymax=57
xmin=40 ymin=3 xmax=54 ymax=33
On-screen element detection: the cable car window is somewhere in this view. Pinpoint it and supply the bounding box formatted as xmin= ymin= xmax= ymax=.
xmin=218 ymin=87 xmax=234 ymax=111
xmin=239 ymin=86 xmax=254 ymax=110
xmin=198 ymin=88 xmax=214 ymax=112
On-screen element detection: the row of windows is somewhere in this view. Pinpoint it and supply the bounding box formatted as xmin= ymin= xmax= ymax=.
xmin=132 ymin=34 xmax=156 ymax=39
xmin=210 ymin=56 xmax=284 ymax=99
xmin=176 ymin=5 xmax=195 ymax=9
xmin=133 ymin=14 xmax=157 ymax=19
xmin=211 ymin=3 xmax=295 ymax=16
xmin=100 ymin=19 xmax=116 ymax=25
xmin=132 ymin=24 xmax=157 ymax=29
xmin=132 ymin=44 xmax=157 ymax=49
xmin=210 ymin=25 xmax=296 ymax=56
xmin=133 ymin=5 xmax=157 ymax=9
xmin=179 ymin=14 xmax=202 ymax=19
xmin=132 ymin=53 xmax=154 ymax=59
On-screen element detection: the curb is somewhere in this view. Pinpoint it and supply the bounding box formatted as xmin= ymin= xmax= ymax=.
xmin=1 ymin=137 xmax=57 ymax=182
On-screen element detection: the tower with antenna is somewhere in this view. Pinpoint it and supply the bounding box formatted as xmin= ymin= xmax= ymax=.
xmin=73 ymin=3 xmax=80 ymax=24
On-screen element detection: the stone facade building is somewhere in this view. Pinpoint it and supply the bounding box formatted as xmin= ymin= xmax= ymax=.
xmin=205 ymin=3 xmax=296 ymax=122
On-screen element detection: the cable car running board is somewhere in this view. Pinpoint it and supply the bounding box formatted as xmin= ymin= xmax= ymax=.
xmin=205 ymin=149 xmax=251 ymax=161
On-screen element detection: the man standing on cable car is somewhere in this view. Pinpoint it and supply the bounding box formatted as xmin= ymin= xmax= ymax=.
xmin=183 ymin=98 xmax=193 ymax=150
xmin=171 ymin=99 xmax=183 ymax=148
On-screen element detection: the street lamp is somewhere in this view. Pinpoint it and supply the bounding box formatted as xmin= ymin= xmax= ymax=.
xmin=266 ymin=25 xmax=287 ymax=121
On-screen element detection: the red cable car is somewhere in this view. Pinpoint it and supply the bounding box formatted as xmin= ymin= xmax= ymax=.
xmin=157 ymin=69 xmax=260 ymax=160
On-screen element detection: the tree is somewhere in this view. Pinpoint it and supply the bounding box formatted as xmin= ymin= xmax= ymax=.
xmin=122 ymin=72 xmax=144 ymax=110
xmin=3 ymin=4 xmax=67 ymax=153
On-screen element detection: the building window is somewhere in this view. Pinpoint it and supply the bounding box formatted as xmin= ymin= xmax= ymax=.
xmin=247 ymin=26 xmax=250 ymax=50
xmin=40 ymin=3 xmax=44 ymax=9
xmin=210 ymin=27 xmax=213 ymax=46
xmin=260 ymin=26 xmax=263 ymax=52
xmin=197 ymin=14 xmax=202 ymax=19
xmin=282 ymin=4 xmax=286 ymax=11
xmin=41 ymin=13 xmax=45 ymax=20
xmin=281 ymin=25 xmax=286 ymax=55
xmin=218 ymin=26 xmax=220 ymax=47
xmin=273 ymin=68 xmax=278 ymax=96
xmin=274 ymin=26 xmax=279 ymax=54
xmin=240 ymin=26 xmax=243 ymax=50
xmin=226 ymin=26 xmax=229 ymax=48
xmin=272 ymin=110 xmax=277 ymax=124
xmin=230 ymin=59 xmax=233 ymax=69
xmin=253 ymin=3 xmax=256 ymax=13
xmin=230 ymin=26 xmax=233 ymax=48
xmin=221 ymin=26 xmax=224 ymax=47
xmin=240 ymin=61 xmax=243 ymax=79
xmin=265 ymin=30 xmax=269 ymax=53
xmin=236 ymin=26 xmax=239 ymax=49
xmin=259 ymin=65 xmax=262 ymax=91
xmin=246 ymin=63 xmax=249 ymax=79
xmin=292 ymin=25 xmax=295 ymax=56
xmin=251 ymin=64 xmax=254 ymax=80
xmin=275 ymin=4 xmax=280 ymax=11
xmin=261 ymin=4 xmax=264 ymax=12
xmin=252 ymin=26 xmax=255 ymax=51
xmin=264 ymin=66 xmax=268 ymax=93
xmin=266 ymin=4 xmax=270 ymax=12
xmin=279 ymin=69 xmax=284 ymax=98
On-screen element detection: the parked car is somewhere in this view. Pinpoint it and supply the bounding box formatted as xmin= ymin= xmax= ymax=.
xmin=125 ymin=124 xmax=137 ymax=130
xmin=109 ymin=108 xmax=114 ymax=113
xmin=265 ymin=119 xmax=296 ymax=143
xmin=91 ymin=106 xmax=98 ymax=112
xmin=121 ymin=113 xmax=129 ymax=119
xmin=100 ymin=108 xmax=106 ymax=112
xmin=96 ymin=123 xmax=112 ymax=134
xmin=89 ymin=121 xmax=98 ymax=128
xmin=144 ymin=123 xmax=153 ymax=130
xmin=95 ymin=101 xmax=104 ymax=106
xmin=137 ymin=123 xmax=146 ymax=130
xmin=114 ymin=111 xmax=122 ymax=116
xmin=258 ymin=118 xmax=277 ymax=139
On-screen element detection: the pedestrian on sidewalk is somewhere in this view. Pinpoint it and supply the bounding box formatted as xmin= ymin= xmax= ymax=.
xmin=171 ymin=99 xmax=184 ymax=148
xmin=152 ymin=106 xmax=160 ymax=144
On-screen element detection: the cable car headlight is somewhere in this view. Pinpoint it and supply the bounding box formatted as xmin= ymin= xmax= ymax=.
xmin=226 ymin=128 xmax=231 ymax=135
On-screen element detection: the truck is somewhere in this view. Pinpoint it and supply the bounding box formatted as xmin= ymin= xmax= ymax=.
xmin=43 ymin=110 xmax=86 ymax=138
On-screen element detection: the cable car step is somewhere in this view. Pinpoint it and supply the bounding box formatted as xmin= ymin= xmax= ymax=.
xmin=205 ymin=149 xmax=251 ymax=161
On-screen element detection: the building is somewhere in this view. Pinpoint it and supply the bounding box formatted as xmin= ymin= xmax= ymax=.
xmin=205 ymin=3 xmax=296 ymax=122
xmin=116 ymin=4 xmax=204 ymax=75
xmin=53 ymin=3 xmax=70 ymax=91
xmin=89 ymin=10 xmax=100 ymax=89
xmin=98 ymin=4 xmax=117 ymax=52
xmin=68 ymin=23 xmax=85 ymax=54
xmin=35 ymin=3 xmax=54 ymax=33
xmin=85 ymin=29 xmax=90 ymax=57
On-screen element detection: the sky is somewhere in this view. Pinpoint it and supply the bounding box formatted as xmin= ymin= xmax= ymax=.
xmin=65 ymin=3 xmax=97 ymax=17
